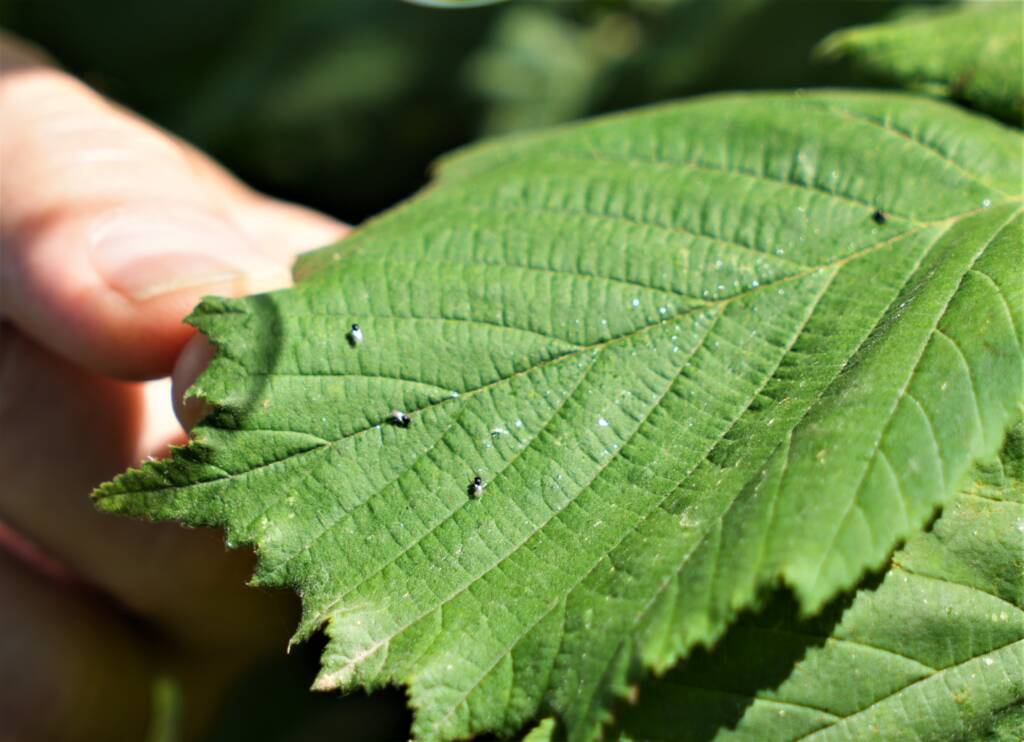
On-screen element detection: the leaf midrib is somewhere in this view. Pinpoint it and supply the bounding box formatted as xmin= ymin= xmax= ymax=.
xmin=803 ymin=208 xmax=1021 ymax=592
xmin=329 ymin=256 xmax=839 ymax=722
xmin=95 ymin=204 xmax=1010 ymax=509
xmin=313 ymin=307 xmax=730 ymax=683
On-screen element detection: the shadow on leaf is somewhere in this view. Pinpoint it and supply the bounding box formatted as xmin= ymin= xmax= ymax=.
xmin=608 ymin=578 xmax=883 ymax=742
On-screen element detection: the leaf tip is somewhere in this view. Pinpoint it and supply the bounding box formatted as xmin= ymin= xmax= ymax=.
xmin=811 ymin=29 xmax=851 ymax=64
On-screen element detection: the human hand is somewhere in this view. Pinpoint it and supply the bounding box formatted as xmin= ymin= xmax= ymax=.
xmin=0 ymin=35 xmax=348 ymax=741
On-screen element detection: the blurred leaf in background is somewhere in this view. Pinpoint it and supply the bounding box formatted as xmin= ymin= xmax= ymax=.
xmin=818 ymin=1 xmax=1024 ymax=125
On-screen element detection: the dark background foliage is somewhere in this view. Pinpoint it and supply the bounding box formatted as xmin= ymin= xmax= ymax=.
xmin=0 ymin=1 xmax=953 ymax=738
xmin=1 ymin=0 xmax=911 ymax=224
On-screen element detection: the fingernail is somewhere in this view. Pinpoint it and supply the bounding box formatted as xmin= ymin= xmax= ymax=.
xmin=172 ymin=333 xmax=217 ymax=432
xmin=90 ymin=203 xmax=291 ymax=301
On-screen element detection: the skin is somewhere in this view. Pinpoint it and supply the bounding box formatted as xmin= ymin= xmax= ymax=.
xmin=0 ymin=34 xmax=348 ymax=740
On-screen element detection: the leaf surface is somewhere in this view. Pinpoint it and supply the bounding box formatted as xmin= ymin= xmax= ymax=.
xmin=95 ymin=92 xmax=1024 ymax=741
xmin=616 ymin=419 xmax=1024 ymax=742
xmin=818 ymin=4 xmax=1024 ymax=125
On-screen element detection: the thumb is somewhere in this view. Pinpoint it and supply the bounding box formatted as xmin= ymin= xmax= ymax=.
xmin=0 ymin=48 xmax=336 ymax=379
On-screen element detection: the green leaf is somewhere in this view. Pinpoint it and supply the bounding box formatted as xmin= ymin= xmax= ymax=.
xmin=523 ymin=717 xmax=558 ymax=742
xmin=95 ymin=92 xmax=1024 ymax=741
xmin=817 ymin=4 xmax=1024 ymax=125
xmin=615 ymin=418 xmax=1024 ymax=742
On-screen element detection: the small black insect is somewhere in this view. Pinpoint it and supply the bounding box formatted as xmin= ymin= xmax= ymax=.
xmin=347 ymin=323 xmax=364 ymax=346
xmin=468 ymin=476 xmax=486 ymax=498
xmin=390 ymin=410 xmax=411 ymax=428
xmin=872 ymin=209 xmax=888 ymax=225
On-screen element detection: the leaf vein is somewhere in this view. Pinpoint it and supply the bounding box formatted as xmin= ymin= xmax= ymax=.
xmin=807 ymin=101 xmax=1009 ymax=197
xmin=314 ymin=309 xmax=727 ymax=687
xmin=794 ymin=639 xmax=1024 ymax=741
xmin=572 ymin=147 xmax=923 ymax=224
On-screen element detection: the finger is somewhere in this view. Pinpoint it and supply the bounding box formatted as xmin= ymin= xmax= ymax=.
xmin=175 ymin=142 xmax=349 ymax=259
xmin=0 ymin=56 xmax=345 ymax=380
xmin=0 ymin=326 xmax=298 ymax=650
xmin=172 ymin=332 xmax=216 ymax=431
xmin=228 ymin=193 xmax=350 ymax=261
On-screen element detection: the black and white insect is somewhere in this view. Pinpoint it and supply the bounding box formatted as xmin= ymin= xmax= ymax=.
xmin=347 ymin=323 xmax=364 ymax=346
xmin=468 ymin=476 xmax=486 ymax=498
xmin=872 ymin=209 xmax=889 ymax=225
xmin=390 ymin=410 xmax=412 ymax=428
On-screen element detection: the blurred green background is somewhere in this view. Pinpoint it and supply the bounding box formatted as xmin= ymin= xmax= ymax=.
xmin=0 ymin=0 xmax=949 ymax=739
xmin=1 ymin=0 xmax=918 ymax=226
